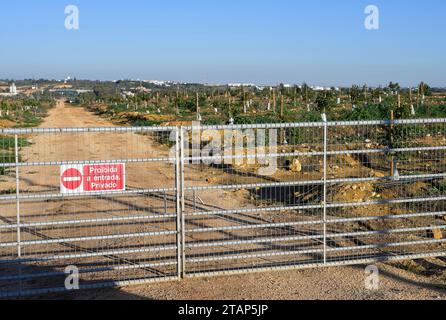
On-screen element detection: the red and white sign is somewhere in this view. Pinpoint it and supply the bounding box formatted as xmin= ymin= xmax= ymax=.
xmin=60 ymin=163 xmax=125 ymax=194
xmin=61 ymin=167 xmax=83 ymax=190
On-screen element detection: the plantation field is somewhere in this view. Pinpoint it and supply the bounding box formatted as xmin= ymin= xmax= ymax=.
xmin=77 ymin=83 xmax=446 ymax=127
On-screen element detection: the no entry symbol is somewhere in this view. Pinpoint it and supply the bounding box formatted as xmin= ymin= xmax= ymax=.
xmin=61 ymin=167 xmax=83 ymax=190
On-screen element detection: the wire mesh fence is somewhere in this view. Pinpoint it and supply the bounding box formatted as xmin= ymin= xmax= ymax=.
xmin=0 ymin=119 xmax=445 ymax=297
xmin=181 ymin=119 xmax=446 ymax=276
xmin=0 ymin=127 xmax=180 ymax=297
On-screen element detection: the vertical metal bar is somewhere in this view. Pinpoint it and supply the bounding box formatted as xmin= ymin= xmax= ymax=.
xmin=174 ymin=128 xmax=182 ymax=279
xmin=14 ymin=134 xmax=22 ymax=296
xmin=193 ymin=190 xmax=197 ymax=213
xmin=323 ymin=121 xmax=328 ymax=264
xmin=14 ymin=135 xmax=21 ymax=257
xmin=180 ymin=127 xmax=186 ymax=277
xmin=164 ymin=192 xmax=167 ymax=215
xmin=390 ymin=110 xmax=395 ymax=177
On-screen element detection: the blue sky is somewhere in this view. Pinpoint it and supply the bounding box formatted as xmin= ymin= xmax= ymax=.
xmin=0 ymin=0 xmax=445 ymax=86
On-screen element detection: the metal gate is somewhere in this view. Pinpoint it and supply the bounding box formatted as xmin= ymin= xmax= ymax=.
xmin=1 ymin=119 xmax=446 ymax=297
xmin=181 ymin=119 xmax=446 ymax=277
xmin=0 ymin=126 xmax=181 ymax=297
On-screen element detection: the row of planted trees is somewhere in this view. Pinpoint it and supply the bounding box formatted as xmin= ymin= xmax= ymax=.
xmin=78 ymin=81 xmax=442 ymax=126
xmin=0 ymin=97 xmax=55 ymax=127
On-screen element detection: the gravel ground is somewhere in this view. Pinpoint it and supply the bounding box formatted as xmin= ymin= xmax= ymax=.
xmin=51 ymin=261 xmax=446 ymax=300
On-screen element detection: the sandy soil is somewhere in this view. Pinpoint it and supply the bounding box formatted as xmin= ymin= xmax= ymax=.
xmin=2 ymin=101 xmax=446 ymax=300
xmin=54 ymin=259 xmax=446 ymax=300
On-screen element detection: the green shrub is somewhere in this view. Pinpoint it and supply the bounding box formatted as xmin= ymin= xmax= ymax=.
xmin=0 ymin=152 xmax=15 ymax=176
xmin=0 ymin=136 xmax=30 ymax=149
xmin=340 ymin=103 xmax=389 ymax=121
xmin=295 ymin=110 xmax=322 ymax=122
xmin=234 ymin=114 xmax=281 ymax=125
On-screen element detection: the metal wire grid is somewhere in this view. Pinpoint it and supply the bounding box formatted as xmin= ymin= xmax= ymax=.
xmin=326 ymin=121 xmax=446 ymax=263
xmin=181 ymin=120 xmax=446 ymax=276
xmin=0 ymin=127 xmax=180 ymax=297
xmin=0 ymin=119 xmax=445 ymax=297
xmin=181 ymin=124 xmax=323 ymax=275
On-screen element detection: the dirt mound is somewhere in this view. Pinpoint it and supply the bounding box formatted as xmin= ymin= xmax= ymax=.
xmin=405 ymin=181 xmax=429 ymax=197
xmin=164 ymin=121 xmax=193 ymax=127
xmin=0 ymin=119 xmax=16 ymax=128
xmin=332 ymin=182 xmax=379 ymax=203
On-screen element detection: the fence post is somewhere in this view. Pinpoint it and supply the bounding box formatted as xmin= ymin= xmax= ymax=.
xmin=390 ymin=110 xmax=395 ymax=177
xmin=180 ymin=127 xmax=189 ymax=278
xmin=175 ymin=128 xmax=183 ymax=279
xmin=14 ymin=135 xmax=22 ymax=295
xmin=322 ymin=119 xmax=328 ymax=265
xmin=14 ymin=135 xmax=21 ymax=257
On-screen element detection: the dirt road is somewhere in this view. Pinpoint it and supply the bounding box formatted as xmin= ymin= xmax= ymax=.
xmin=73 ymin=261 xmax=446 ymax=300
xmin=2 ymin=101 xmax=446 ymax=300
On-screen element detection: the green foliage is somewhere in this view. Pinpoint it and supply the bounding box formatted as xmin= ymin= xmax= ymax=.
xmin=295 ymin=109 xmax=322 ymax=122
xmin=215 ymin=100 xmax=241 ymax=119
xmin=0 ymin=136 xmax=31 ymax=149
xmin=388 ymin=82 xmax=400 ymax=92
xmin=0 ymin=152 xmax=16 ymax=176
xmin=22 ymin=111 xmax=42 ymax=127
xmin=340 ymin=103 xmax=389 ymax=121
xmin=314 ymin=91 xmax=336 ymax=113
xmin=0 ymin=97 xmax=52 ymax=127
xmin=125 ymin=114 xmax=161 ymax=127
xmin=0 ymin=153 xmax=15 ymax=162
xmin=349 ymin=85 xmax=364 ymax=105
xmin=234 ymin=114 xmax=281 ymax=125
xmin=0 ymin=137 xmax=29 ymax=176
xmin=418 ymin=82 xmax=432 ymax=97
xmin=177 ymin=98 xmax=196 ymax=113
xmin=416 ymin=104 xmax=446 ymax=118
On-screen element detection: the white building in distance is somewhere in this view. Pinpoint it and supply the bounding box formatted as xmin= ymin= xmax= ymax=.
xmin=0 ymin=83 xmax=18 ymax=97
xmin=10 ymin=83 xmax=17 ymax=94
xmin=228 ymin=83 xmax=256 ymax=88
